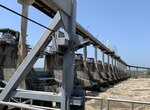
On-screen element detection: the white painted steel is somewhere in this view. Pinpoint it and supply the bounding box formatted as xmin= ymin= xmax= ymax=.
xmin=0 ymin=101 xmax=60 ymax=110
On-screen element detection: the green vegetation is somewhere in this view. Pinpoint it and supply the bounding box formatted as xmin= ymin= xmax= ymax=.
xmin=130 ymin=72 xmax=138 ymax=78
xmin=146 ymin=70 xmax=150 ymax=77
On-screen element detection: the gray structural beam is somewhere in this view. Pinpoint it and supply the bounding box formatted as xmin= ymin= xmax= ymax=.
xmin=50 ymin=0 xmax=72 ymax=16
xmin=128 ymin=65 xmax=150 ymax=70
xmin=94 ymin=46 xmax=98 ymax=71
xmin=12 ymin=89 xmax=61 ymax=102
xmin=0 ymin=11 xmax=63 ymax=109
xmin=17 ymin=0 xmax=34 ymax=59
xmin=18 ymin=0 xmax=29 ymax=59
xmin=102 ymin=51 xmax=105 ymax=70
xmin=0 ymin=88 xmax=61 ymax=102
xmin=102 ymin=51 xmax=108 ymax=82
xmin=83 ymin=46 xmax=88 ymax=71
xmin=17 ymin=0 xmax=34 ymax=90
xmin=33 ymin=0 xmax=72 ymax=16
xmin=107 ymin=54 xmax=110 ymax=66
xmin=61 ymin=0 xmax=82 ymax=110
xmin=0 ymin=101 xmax=48 ymax=110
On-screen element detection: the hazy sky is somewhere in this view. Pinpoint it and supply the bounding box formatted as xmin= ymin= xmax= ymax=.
xmin=0 ymin=0 xmax=150 ymax=68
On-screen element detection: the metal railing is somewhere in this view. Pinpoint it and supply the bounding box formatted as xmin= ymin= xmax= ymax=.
xmin=85 ymin=96 xmax=103 ymax=110
xmin=107 ymin=98 xmax=150 ymax=110
xmin=1 ymin=96 xmax=150 ymax=110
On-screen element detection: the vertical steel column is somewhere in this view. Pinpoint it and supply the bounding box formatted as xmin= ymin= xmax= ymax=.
xmin=114 ymin=58 xmax=117 ymax=77
xmin=147 ymin=68 xmax=150 ymax=77
xmin=111 ymin=56 xmax=117 ymax=81
xmin=19 ymin=1 xmax=28 ymax=58
xmin=116 ymin=60 xmax=119 ymax=71
xmin=116 ymin=60 xmax=121 ymax=80
xmin=107 ymin=54 xmax=111 ymax=78
xmin=83 ymin=46 xmax=88 ymax=71
xmin=61 ymin=0 xmax=77 ymax=110
xmin=118 ymin=61 xmax=120 ymax=70
xmin=94 ymin=46 xmax=98 ymax=70
xmin=129 ymin=66 xmax=131 ymax=77
xmin=102 ymin=51 xmax=105 ymax=69
xmin=119 ymin=61 xmax=122 ymax=79
xmin=102 ymin=51 xmax=109 ymax=84
xmin=124 ymin=64 xmax=126 ymax=73
xmin=107 ymin=55 xmax=110 ymax=66
xmin=120 ymin=62 xmax=123 ymax=71
xmin=18 ymin=0 xmax=34 ymax=59
xmin=111 ymin=56 xmax=114 ymax=75
xmin=116 ymin=60 xmax=118 ymax=68
xmin=124 ymin=65 xmax=126 ymax=78
xmin=111 ymin=56 xmax=114 ymax=66
xmin=130 ymin=102 xmax=134 ymax=110
xmin=120 ymin=63 xmax=123 ymax=77
xmin=106 ymin=99 xmax=109 ymax=110
xmin=114 ymin=59 xmax=117 ymax=67
xmin=17 ymin=0 xmax=34 ymax=89
xmin=136 ymin=67 xmax=138 ymax=78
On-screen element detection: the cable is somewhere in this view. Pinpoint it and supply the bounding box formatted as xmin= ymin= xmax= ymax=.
xmin=0 ymin=4 xmax=55 ymax=32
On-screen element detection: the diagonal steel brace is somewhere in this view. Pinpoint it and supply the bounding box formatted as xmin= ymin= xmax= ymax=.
xmin=0 ymin=11 xmax=63 ymax=109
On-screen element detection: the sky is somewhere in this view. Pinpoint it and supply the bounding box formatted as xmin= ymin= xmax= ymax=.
xmin=0 ymin=0 xmax=150 ymax=68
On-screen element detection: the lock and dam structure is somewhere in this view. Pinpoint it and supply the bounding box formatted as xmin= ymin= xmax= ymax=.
xmin=0 ymin=0 xmax=150 ymax=110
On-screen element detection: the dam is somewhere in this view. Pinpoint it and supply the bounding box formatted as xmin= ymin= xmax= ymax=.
xmin=0 ymin=0 xmax=150 ymax=110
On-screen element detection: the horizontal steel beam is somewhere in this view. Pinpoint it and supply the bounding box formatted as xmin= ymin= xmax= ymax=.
xmin=0 ymin=101 xmax=60 ymax=110
xmin=128 ymin=65 xmax=150 ymax=70
xmin=33 ymin=0 xmax=71 ymax=16
xmin=12 ymin=89 xmax=61 ymax=102
xmin=0 ymin=88 xmax=61 ymax=102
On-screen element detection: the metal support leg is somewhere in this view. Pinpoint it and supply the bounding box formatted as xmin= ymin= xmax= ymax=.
xmin=131 ymin=102 xmax=134 ymax=110
xmin=61 ymin=0 xmax=83 ymax=110
xmin=136 ymin=68 xmax=138 ymax=78
xmin=106 ymin=99 xmax=109 ymax=110
xmin=17 ymin=0 xmax=32 ymax=90
xmin=0 ymin=11 xmax=62 ymax=110
xmin=102 ymin=51 xmax=109 ymax=84
xmin=100 ymin=99 xmax=103 ymax=110
xmin=18 ymin=0 xmax=30 ymax=59
xmin=129 ymin=66 xmax=131 ymax=77
xmin=61 ymin=48 xmax=75 ymax=110
xmin=83 ymin=46 xmax=88 ymax=71
xmin=94 ymin=46 xmax=98 ymax=69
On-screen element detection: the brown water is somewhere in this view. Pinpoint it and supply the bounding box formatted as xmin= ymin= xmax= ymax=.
xmin=85 ymin=78 xmax=150 ymax=110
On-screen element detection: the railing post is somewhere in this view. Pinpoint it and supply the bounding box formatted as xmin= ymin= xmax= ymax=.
xmin=30 ymin=99 xmax=33 ymax=106
xmin=131 ymin=102 xmax=134 ymax=110
xmin=106 ymin=99 xmax=109 ymax=110
xmin=100 ymin=99 xmax=102 ymax=110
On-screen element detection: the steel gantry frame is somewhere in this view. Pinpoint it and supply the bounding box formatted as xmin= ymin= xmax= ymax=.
xmin=0 ymin=0 xmax=85 ymax=110
xmin=0 ymin=0 xmax=150 ymax=110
